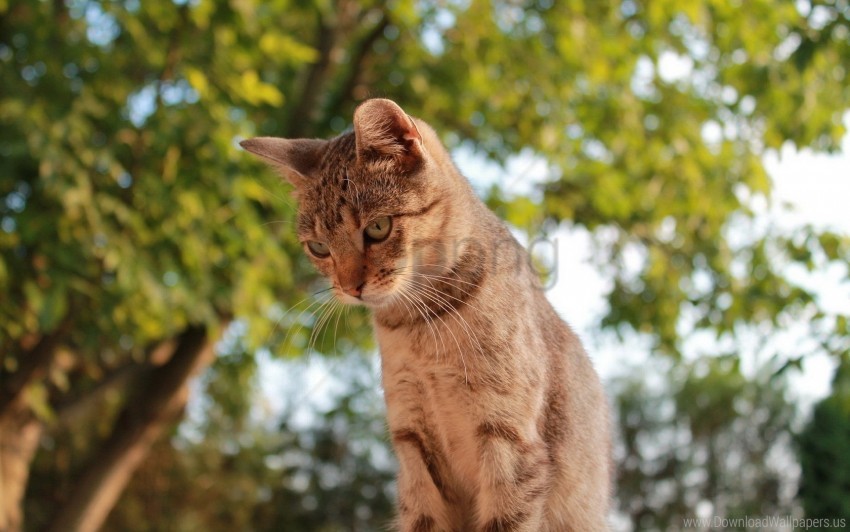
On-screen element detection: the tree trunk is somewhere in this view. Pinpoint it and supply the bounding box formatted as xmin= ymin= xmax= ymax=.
xmin=44 ymin=325 xmax=219 ymax=532
xmin=286 ymin=17 xmax=339 ymax=138
xmin=0 ymin=398 xmax=43 ymax=532
xmin=0 ymin=322 xmax=70 ymax=532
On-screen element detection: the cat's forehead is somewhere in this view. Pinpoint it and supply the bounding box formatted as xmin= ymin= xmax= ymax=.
xmin=296 ymin=132 xmax=417 ymax=237
xmin=316 ymin=131 xmax=358 ymax=175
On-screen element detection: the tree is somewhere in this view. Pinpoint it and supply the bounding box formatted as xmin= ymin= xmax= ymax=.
xmin=798 ymin=361 xmax=850 ymax=527
xmin=615 ymin=355 xmax=797 ymax=530
xmin=2 ymin=0 xmax=849 ymax=530
xmin=1 ymin=1 xmax=319 ymax=529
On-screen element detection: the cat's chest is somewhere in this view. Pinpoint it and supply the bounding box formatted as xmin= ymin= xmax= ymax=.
xmin=376 ymin=324 xmax=470 ymax=398
xmin=376 ymin=323 xmax=490 ymax=482
xmin=375 ymin=320 xmax=479 ymax=397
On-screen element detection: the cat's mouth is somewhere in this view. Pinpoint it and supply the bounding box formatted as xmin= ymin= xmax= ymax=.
xmin=332 ymin=267 xmax=414 ymax=308
xmin=334 ymin=262 xmax=448 ymax=309
xmin=334 ymin=285 xmax=393 ymax=308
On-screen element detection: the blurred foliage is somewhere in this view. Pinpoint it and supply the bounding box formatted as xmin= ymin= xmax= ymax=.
xmin=798 ymin=363 xmax=850 ymax=527
xmin=615 ymin=355 xmax=797 ymax=530
xmin=1 ymin=0 xmax=849 ymax=529
xmin=25 ymin=350 xmax=397 ymax=532
xmin=103 ymin=353 xmax=396 ymax=532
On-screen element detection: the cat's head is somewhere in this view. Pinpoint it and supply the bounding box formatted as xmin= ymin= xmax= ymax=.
xmin=241 ymin=99 xmax=462 ymax=308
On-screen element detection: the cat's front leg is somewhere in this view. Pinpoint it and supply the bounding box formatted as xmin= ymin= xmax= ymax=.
xmin=473 ymin=420 xmax=550 ymax=532
xmin=391 ymin=427 xmax=456 ymax=532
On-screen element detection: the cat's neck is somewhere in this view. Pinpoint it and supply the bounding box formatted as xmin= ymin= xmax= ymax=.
xmin=372 ymin=210 xmax=533 ymax=332
xmin=372 ymin=240 xmax=489 ymax=330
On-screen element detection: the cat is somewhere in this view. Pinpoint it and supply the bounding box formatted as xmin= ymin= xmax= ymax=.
xmin=241 ymin=98 xmax=612 ymax=531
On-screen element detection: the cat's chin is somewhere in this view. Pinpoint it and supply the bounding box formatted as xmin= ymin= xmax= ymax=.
xmin=360 ymin=295 xmax=395 ymax=309
xmin=336 ymin=291 xmax=392 ymax=308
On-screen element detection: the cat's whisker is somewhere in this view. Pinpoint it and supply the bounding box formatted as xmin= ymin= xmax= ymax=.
xmin=408 ymin=269 xmax=491 ymax=294
xmin=391 ymin=264 xmax=497 ymax=297
xmin=256 ymin=180 xmax=297 ymax=211
xmin=394 ymin=289 xmax=452 ymax=365
xmin=290 ymin=286 xmax=340 ymax=354
xmin=404 ymin=284 xmax=473 ymax=383
xmin=404 ymin=279 xmax=491 ymax=370
xmin=391 ymin=291 xmax=427 ymax=352
xmin=343 ymin=304 xmax=353 ymax=336
xmin=404 ymin=275 xmax=499 ymax=327
xmin=404 ymin=275 xmax=487 ymax=316
xmin=293 ymin=298 xmax=352 ymax=404
xmin=393 ymin=268 xmax=485 ymax=369
xmin=403 ymin=280 xmax=484 ymax=363
xmin=401 ymin=274 xmax=492 ymax=360
xmin=393 ymin=288 xmax=430 ymax=343
xmin=261 ymin=219 xmax=295 ymax=227
xmin=306 ymin=298 xmax=341 ymax=357
xmin=405 ymin=281 xmax=485 ymax=354
xmin=402 ymin=283 xmax=450 ymax=361
xmin=267 ymin=291 xmax=331 ymax=352
xmin=397 ymin=284 xmax=447 ymax=361
xmin=281 ymin=297 xmax=328 ymax=346
xmin=302 ymin=300 xmax=332 ymax=357
xmin=280 ymin=293 xmax=334 ymax=356
xmin=388 ymin=289 xmax=417 ymax=324
xmin=332 ymin=298 xmax=345 ymax=354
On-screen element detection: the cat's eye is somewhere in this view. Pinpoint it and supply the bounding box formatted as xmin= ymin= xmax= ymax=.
xmin=364 ymin=216 xmax=392 ymax=242
xmin=306 ymin=240 xmax=330 ymax=258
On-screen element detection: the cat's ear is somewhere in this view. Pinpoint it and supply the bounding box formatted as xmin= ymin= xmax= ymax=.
xmin=353 ymin=99 xmax=423 ymax=171
xmin=239 ymin=137 xmax=327 ymax=187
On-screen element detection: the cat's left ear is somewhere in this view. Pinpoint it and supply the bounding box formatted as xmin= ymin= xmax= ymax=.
xmin=239 ymin=137 xmax=327 ymax=188
xmin=353 ymin=99 xmax=423 ymax=172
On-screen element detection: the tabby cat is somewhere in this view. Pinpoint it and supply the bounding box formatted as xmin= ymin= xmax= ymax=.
xmin=241 ymin=98 xmax=611 ymax=531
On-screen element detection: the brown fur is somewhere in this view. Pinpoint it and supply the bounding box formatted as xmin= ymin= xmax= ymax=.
xmin=241 ymin=98 xmax=612 ymax=531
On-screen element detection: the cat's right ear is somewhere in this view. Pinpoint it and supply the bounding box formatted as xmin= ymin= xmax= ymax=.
xmin=239 ymin=137 xmax=327 ymax=187
xmin=353 ymin=99 xmax=423 ymax=172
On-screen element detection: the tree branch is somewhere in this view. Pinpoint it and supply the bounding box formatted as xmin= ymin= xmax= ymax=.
xmin=322 ymin=12 xmax=389 ymax=127
xmin=284 ymin=0 xmax=369 ymax=137
xmin=51 ymin=338 xmax=178 ymax=429
xmin=286 ymin=12 xmax=339 ymax=138
xmin=52 ymin=363 xmax=144 ymax=429
xmin=0 ymin=315 xmax=73 ymax=419
xmin=44 ymin=324 xmax=222 ymax=532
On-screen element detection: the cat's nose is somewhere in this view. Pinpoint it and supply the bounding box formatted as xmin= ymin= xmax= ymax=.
xmin=337 ymin=255 xmax=366 ymax=298
xmin=342 ymin=282 xmax=365 ymax=298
